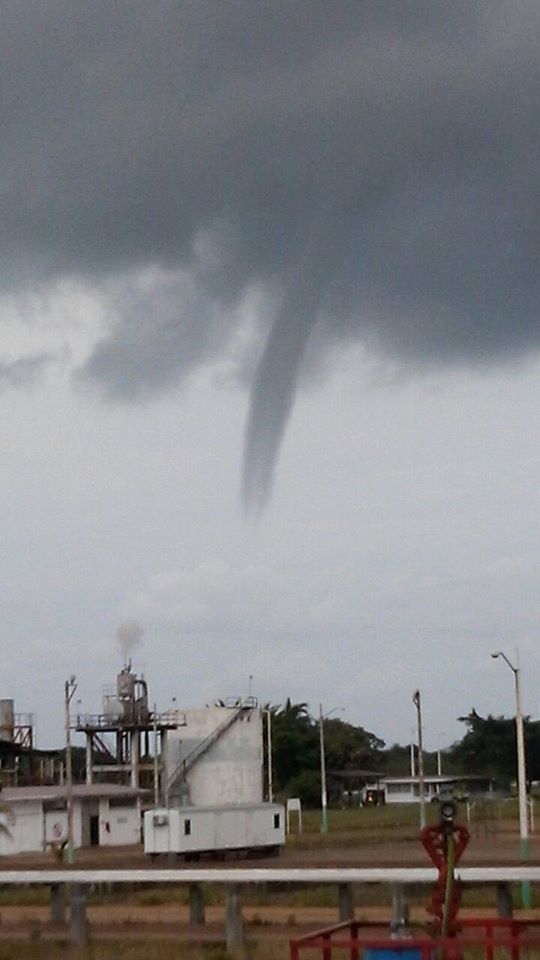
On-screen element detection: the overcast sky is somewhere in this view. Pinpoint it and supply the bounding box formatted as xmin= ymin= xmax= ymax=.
xmin=1 ymin=1 xmax=540 ymax=750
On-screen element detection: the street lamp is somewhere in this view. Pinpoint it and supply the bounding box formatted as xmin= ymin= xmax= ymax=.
xmin=319 ymin=705 xmax=344 ymax=834
xmin=64 ymin=675 xmax=77 ymax=865
xmin=491 ymin=651 xmax=530 ymax=907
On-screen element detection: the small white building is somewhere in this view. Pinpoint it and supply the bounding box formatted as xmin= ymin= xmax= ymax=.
xmin=144 ymin=803 xmax=285 ymax=858
xmin=376 ymin=775 xmax=494 ymax=805
xmin=0 ymin=784 xmax=147 ymax=855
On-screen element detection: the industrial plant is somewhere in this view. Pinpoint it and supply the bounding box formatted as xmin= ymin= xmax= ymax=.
xmin=0 ymin=659 xmax=283 ymax=859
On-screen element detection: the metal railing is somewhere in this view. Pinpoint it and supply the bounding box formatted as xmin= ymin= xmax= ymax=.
xmin=290 ymin=916 xmax=540 ymax=960
xmin=75 ymin=711 xmax=185 ymax=730
xmin=1 ymin=866 xmax=540 ymax=884
xmin=0 ymin=867 xmax=537 ymax=952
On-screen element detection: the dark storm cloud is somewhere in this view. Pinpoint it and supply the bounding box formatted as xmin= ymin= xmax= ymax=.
xmin=1 ymin=1 xmax=540 ymax=505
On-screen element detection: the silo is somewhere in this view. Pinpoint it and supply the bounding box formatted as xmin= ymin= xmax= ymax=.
xmin=0 ymin=699 xmax=14 ymax=741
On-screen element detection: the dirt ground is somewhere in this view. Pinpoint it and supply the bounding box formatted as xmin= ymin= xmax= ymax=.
xmin=0 ymin=829 xmax=538 ymax=871
xmin=0 ymin=899 xmax=528 ymax=951
xmin=0 ymin=829 xmax=537 ymax=945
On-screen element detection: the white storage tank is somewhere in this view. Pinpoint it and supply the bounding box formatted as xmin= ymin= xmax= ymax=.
xmin=144 ymin=803 xmax=285 ymax=858
xmin=165 ymin=705 xmax=263 ymax=806
xmin=0 ymin=700 xmax=14 ymax=741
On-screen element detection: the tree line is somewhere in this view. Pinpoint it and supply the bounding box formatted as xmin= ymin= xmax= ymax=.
xmin=266 ymin=700 xmax=540 ymax=806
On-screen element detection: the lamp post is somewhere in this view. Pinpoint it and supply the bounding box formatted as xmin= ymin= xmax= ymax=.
xmin=64 ymin=675 xmax=77 ymax=865
xmin=491 ymin=650 xmax=530 ymax=908
xmin=412 ymin=690 xmax=426 ymax=830
xmin=319 ymin=705 xmax=344 ymax=833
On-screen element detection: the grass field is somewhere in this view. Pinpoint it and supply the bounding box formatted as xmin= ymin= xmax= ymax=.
xmin=288 ymin=803 xmax=436 ymax=844
xmin=0 ymin=943 xmax=290 ymax=960
xmin=292 ymin=798 xmax=522 ymax=839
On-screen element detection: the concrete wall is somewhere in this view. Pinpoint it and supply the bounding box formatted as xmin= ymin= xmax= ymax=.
xmin=166 ymin=706 xmax=263 ymax=806
xmin=0 ymin=800 xmax=79 ymax=854
xmin=98 ymin=796 xmax=141 ymax=846
xmin=0 ymin=797 xmax=141 ymax=854
xmin=0 ymin=800 xmax=44 ymax=854
xmin=145 ymin=803 xmax=285 ymax=854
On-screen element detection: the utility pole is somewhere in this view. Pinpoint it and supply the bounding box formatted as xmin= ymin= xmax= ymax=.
xmin=153 ymin=702 xmax=159 ymax=807
xmin=410 ymin=727 xmax=416 ymax=777
xmin=319 ymin=705 xmax=344 ymax=833
xmin=64 ymin=676 xmax=77 ymax=865
xmin=266 ymin=709 xmax=273 ymax=803
xmin=319 ymin=704 xmax=328 ymax=833
xmin=437 ymin=732 xmax=445 ymax=777
xmin=412 ymin=690 xmax=426 ymax=830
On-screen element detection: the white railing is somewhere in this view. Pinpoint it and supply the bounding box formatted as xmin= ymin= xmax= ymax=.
xmin=0 ymin=866 xmax=540 ymax=884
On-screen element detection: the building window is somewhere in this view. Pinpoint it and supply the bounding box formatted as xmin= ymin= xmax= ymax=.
xmin=386 ymin=783 xmax=407 ymax=795
xmin=273 ymin=813 xmax=280 ymax=829
xmin=184 ymin=819 xmax=191 ymax=836
xmin=43 ymin=800 xmax=67 ymax=812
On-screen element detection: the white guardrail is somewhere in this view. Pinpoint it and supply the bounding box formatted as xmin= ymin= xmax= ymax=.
xmin=0 ymin=867 xmax=539 ymax=884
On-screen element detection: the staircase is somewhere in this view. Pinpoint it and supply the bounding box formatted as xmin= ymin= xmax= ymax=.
xmin=165 ymin=703 xmax=252 ymax=803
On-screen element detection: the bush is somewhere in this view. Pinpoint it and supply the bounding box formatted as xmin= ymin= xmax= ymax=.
xmin=285 ymin=770 xmax=321 ymax=807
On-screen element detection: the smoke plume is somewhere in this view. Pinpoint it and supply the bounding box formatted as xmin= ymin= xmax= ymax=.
xmin=116 ymin=620 xmax=144 ymax=664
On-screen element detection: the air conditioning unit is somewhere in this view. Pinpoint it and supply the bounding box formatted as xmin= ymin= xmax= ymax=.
xmin=153 ymin=813 xmax=168 ymax=827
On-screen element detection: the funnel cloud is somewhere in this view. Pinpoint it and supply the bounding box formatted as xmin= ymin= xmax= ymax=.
xmin=1 ymin=2 xmax=540 ymax=505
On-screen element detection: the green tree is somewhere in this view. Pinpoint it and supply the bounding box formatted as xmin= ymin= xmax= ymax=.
xmin=447 ymin=710 xmax=540 ymax=786
xmin=269 ymin=700 xmax=319 ymax=794
xmin=322 ymin=717 xmax=384 ymax=771
xmin=266 ymin=700 xmax=385 ymax=805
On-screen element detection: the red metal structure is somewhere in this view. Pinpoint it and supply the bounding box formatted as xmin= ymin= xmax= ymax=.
xmin=290 ymin=917 xmax=540 ymax=960
xmin=420 ymin=812 xmax=469 ymax=935
xmin=290 ymin=797 xmax=536 ymax=960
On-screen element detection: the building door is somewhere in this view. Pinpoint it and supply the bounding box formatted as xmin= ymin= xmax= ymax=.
xmin=90 ymin=815 xmax=99 ymax=846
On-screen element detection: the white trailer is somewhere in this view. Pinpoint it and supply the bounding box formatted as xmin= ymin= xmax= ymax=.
xmin=144 ymin=803 xmax=285 ymax=860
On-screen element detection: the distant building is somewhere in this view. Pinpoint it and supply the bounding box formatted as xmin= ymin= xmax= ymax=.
xmin=327 ymin=769 xmax=382 ymax=807
xmin=374 ymin=774 xmax=494 ymax=805
xmin=0 ymin=783 xmax=147 ymax=855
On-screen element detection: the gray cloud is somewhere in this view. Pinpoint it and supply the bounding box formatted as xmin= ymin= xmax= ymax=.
xmin=0 ymin=355 xmax=50 ymax=390
xmin=2 ymin=1 xmax=540 ymax=505
xmin=82 ymin=269 xmax=237 ymax=399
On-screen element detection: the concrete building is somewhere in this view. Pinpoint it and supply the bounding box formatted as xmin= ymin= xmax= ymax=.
xmin=165 ymin=700 xmax=263 ymax=806
xmin=0 ymin=783 xmax=146 ymax=855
